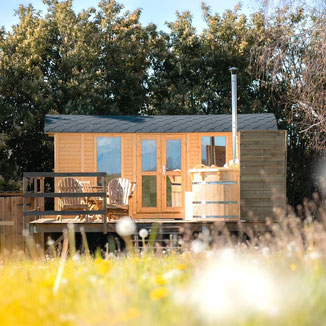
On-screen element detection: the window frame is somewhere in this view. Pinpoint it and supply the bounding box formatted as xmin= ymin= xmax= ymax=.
xmin=96 ymin=136 xmax=122 ymax=181
xmin=200 ymin=135 xmax=227 ymax=167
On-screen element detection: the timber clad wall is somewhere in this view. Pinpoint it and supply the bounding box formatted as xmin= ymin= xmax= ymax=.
xmin=0 ymin=194 xmax=43 ymax=252
xmin=84 ymin=135 xmax=95 ymax=172
xmin=186 ymin=134 xmax=201 ymax=192
xmin=54 ymin=132 xmax=234 ymax=212
xmin=123 ymin=135 xmax=135 ymax=215
xmin=53 ymin=131 xmax=286 ymax=220
xmin=0 ymin=195 xmax=24 ymax=251
xmin=239 ymin=130 xmax=287 ymax=222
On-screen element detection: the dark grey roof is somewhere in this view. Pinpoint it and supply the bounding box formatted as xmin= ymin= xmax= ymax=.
xmin=44 ymin=114 xmax=278 ymax=133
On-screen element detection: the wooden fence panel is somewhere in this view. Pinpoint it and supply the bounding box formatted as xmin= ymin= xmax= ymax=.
xmin=239 ymin=130 xmax=287 ymax=222
xmin=0 ymin=193 xmax=35 ymax=253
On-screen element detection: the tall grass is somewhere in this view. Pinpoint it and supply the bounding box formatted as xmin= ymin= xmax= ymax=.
xmin=1 ymin=198 xmax=326 ymax=325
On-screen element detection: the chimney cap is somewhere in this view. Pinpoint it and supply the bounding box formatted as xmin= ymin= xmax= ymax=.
xmin=229 ymin=67 xmax=238 ymax=75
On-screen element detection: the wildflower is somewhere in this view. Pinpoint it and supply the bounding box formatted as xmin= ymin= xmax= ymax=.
xmin=155 ymin=275 xmax=167 ymax=285
xmin=90 ymin=275 xmax=98 ymax=284
xmin=188 ymin=255 xmax=280 ymax=321
xmin=177 ymin=263 xmax=187 ymax=270
xmin=308 ymin=251 xmax=322 ymax=260
xmin=139 ymin=228 xmax=148 ymax=238
xmin=262 ymin=247 xmax=270 ymax=257
xmin=164 ymin=269 xmax=181 ymax=280
xmin=40 ymin=277 xmax=55 ymax=288
xmin=290 ymin=263 xmax=297 ymax=271
xmin=72 ymin=253 xmax=81 ymax=261
xmin=150 ymin=287 xmax=169 ymax=300
xmin=286 ymin=241 xmax=299 ymax=257
xmin=191 ymin=239 xmax=206 ymax=254
xmin=94 ymin=258 xmax=111 ymax=275
xmin=47 ymin=238 xmax=55 ymax=246
xmin=116 ymin=217 xmax=136 ymax=237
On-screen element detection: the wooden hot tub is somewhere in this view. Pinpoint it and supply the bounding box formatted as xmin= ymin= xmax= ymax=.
xmin=189 ymin=165 xmax=240 ymax=220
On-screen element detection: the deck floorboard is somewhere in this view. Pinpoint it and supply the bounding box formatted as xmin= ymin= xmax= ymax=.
xmin=30 ymin=218 xmax=271 ymax=233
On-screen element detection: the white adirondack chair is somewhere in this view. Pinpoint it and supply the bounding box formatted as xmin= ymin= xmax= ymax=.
xmin=57 ymin=177 xmax=88 ymax=221
xmin=107 ymin=178 xmax=136 ymax=220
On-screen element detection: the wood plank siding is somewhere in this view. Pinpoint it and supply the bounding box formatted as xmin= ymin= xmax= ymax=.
xmin=0 ymin=194 xmax=43 ymax=252
xmin=52 ymin=130 xmax=286 ymax=221
xmin=239 ymin=130 xmax=287 ymax=222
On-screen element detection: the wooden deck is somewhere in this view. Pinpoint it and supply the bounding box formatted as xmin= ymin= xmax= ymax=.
xmin=30 ymin=218 xmax=271 ymax=234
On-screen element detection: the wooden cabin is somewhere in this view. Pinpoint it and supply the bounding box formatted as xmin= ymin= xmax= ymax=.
xmin=45 ymin=114 xmax=287 ymax=224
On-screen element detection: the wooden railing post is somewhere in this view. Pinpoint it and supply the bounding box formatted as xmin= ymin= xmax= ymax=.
xmin=103 ymin=175 xmax=107 ymax=234
xmin=23 ymin=172 xmax=107 ymax=230
xmin=23 ymin=176 xmax=27 ymax=231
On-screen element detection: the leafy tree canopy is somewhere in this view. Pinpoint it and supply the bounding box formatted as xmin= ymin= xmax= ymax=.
xmin=0 ymin=0 xmax=324 ymax=206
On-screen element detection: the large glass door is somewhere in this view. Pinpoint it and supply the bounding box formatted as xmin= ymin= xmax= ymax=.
xmin=162 ymin=136 xmax=185 ymax=213
xmin=136 ymin=135 xmax=185 ymax=215
xmin=137 ymin=136 xmax=161 ymax=213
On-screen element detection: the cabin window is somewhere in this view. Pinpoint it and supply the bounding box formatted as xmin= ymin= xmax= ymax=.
xmin=201 ymin=136 xmax=226 ymax=167
xmin=166 ymin=139 xmax=182 ymax=207
xmin=142 ymin=176 xmax=157 ymax=207
xmin=97 ymin=137 xmax=121 ymax=181
xmin=141 ymin=139 xmax=158 ymax=207
xmin=142 ymin=139 xmax=157 ymax=172
xmin=166 ymin=139 xmax=181 ymax=171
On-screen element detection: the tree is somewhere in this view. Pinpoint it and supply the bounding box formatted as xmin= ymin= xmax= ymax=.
xmin=0 ymin=0 xmax=157 ymax=190
xmin=0 ymin=0 xmax=324 ymax=207
xmin=248 ymin=4 xmax=326 ymax=203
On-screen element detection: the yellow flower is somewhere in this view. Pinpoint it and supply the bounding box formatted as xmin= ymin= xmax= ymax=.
xmin=177 ymin=263 xmax=187 ymax=271
xmin=40 ymin=277 xmax=55 ymax=288
xmin=150 ymin=287 xmax=169 ymax=300
xmin=94 ymin=258 xmax=111 ymax=275
xmin=155 ymin=275 xmax=167 ymax=285
xmin=290 ymin=263 xmax=297 ymax=271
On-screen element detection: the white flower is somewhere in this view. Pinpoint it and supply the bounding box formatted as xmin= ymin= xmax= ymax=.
xmin=139 ymin=228 xmax=148 ymax=238
xmin=308 ymin=250 xmax=322 ymax=260
xmin=61 ymin=278 xmax=68 ymax=285
xmin=72 ymin=253 xmax=81 ymax=261
xmin=191 ymin=239 xmax=206 ymax=254
xmin=47 ymin=238 xmax=55 ymax=246
xmin=116 ymin=217 xmax=136 ymax=237
xmin=286 ymin=241 xmax=299 ymax=257
xmin=187 ymin=254 xmax=282 ymax=322
xmin=90 ymin=276 xmax=98 ymax=284
xmin=164 ymin=269 xmax=181 ymax=280
xmin=262 ymin=246 xmax=270 ymax=257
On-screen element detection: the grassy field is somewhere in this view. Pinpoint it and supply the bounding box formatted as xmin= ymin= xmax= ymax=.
xmin=1 ymin=215 xmax=326 ymax=326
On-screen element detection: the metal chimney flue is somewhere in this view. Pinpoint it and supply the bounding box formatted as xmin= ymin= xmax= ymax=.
xmin=230 ymin=67 xmax=238 ymax=164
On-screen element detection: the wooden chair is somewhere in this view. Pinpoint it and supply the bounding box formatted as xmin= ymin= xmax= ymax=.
xmin=107 ymin=178 xmax=136 ymax=220
xmin=57 ymin=177 xmax=88 ymax=221
xmin=79 ymin=181 xmax=102 ymax=220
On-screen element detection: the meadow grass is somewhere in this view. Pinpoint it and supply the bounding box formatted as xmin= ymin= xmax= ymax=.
xmin=1 ymin=206 xmax=326 ymax=325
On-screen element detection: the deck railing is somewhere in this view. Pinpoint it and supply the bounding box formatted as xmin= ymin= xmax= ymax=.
xmin=23 ymin=172 xmax=108 ymax=233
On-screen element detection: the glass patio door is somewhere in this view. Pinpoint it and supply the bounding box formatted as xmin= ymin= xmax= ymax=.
xmin=137 ymin=136 xmax=161 ymax=213
xmin=162 ymin=136 xmax=185 ymax=213
xmin=136 ymin=135 xmax=185 ymax=215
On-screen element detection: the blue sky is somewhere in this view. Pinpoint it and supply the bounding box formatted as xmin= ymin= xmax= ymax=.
xmin=0 ymin=0 xmax=260 ymax=32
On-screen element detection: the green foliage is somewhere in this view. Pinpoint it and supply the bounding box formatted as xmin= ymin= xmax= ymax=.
xmin=0 ymin=0 xmax=323 ymax=205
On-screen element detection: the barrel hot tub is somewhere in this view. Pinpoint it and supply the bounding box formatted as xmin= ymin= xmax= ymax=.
xmin=189 ymin=165 xmax=240 ymax=220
